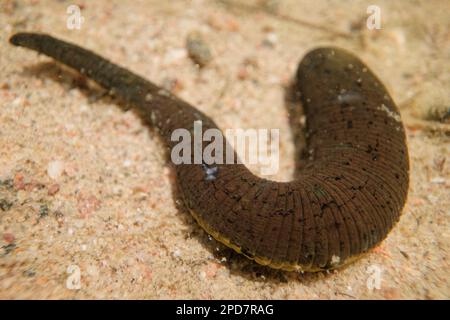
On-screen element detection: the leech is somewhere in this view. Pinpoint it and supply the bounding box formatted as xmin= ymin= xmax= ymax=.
xmin=9 ymin=32 xmax=409 ymax=272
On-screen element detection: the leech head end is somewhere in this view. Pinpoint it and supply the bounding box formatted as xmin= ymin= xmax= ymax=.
xmin=9 ymin=33 xmax=26 ymax=46
xmin=9 ymin=32 xmax=49 ymax=49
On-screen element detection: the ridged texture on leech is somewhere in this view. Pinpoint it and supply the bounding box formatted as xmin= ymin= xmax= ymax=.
xmin=10 ymin=33 xmax=409 ymax=271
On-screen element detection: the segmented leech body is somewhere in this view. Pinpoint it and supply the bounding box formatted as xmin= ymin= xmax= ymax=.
xmin=10 ymin=33 xmax=409 ymax=271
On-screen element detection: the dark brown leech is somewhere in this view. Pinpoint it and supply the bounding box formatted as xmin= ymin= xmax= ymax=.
xmin=9 ymin=32 xmax=409 ymax=271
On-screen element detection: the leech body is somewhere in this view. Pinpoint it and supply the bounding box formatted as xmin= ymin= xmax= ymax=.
xmin=9 ymin=33 xmax=409 ymax=271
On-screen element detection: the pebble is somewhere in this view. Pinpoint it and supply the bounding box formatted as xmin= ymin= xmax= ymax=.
xmin=186 ymin=31 xmax=212 ymax=67
xmin=0 ymin=82 xmax=10 ymax=90
xmin=13 ymin=173 xmax=26 ymax=190
xmin=12 ymin=97 xmax=25 ymax=107
xmin=123 ymin=159 xmax=132 ymax=167
xmin=172 ymin=249 xmax=182 ymax=258
xmin=411 ymin=82 xmax=450 ymax=122
xmin=77 ymin=194 xmax=101 ymax=218
xmin=198 ymin=270 xmax=207 ymax=280
xmin=47 ymin=160 xmax=64 ymax=180
xmin=206 ymin=13 xmax=240 ymax=32
xmin=2 ymin=233 xmax=15 ymax=244
xmin=237 ymin=67 xmax=249 ymax=80
xmin=47 ymin=183 xmax=60 ymax=196
xmin=262 ymin=32 xmax=278 ymax=48
xmin=63 ymin=162 xmax=78 ymax=177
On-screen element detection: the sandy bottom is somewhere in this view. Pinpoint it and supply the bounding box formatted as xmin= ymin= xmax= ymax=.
xmin=0 ymin=0 xmax=449 ymax=299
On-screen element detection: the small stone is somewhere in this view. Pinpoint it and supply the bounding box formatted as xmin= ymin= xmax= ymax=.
xmin=13 ymin=173 xmax=25 ymax=190
xmin=198 ymin=270 xmax=207 ymax=280
xmin=77 ymin=194 xmax=101 ymax=218
xmin=47 ymin=183 xmax=60 ymax=196
xmin=411 ymin=82 xmax=450 ymax=123
xmin=47 ymin=160 xmax=64 ymax=180
xmin=123 ymin=159 xmax=132 ymax=167
xmin=172 ymin=249 xmax=182 ymax=258
xmin=237 ymin=67 xmax=249 ymax=80
xmin=12 ymin=97 xmax=24 ymax=107
xmin=207 ymin=13 xmax=240 ymax=32
xmin=186 ymin=31 xmax=212 ymax=67
xmin=2 ymin=233 xmax=15 ymax=244
xmin=0 ymin=83 xmax=10 ymax=90
xmin=262 ymin=32 xmax=278 ymax=48
xmin=63 ymin=162 xmax=78 ymax=177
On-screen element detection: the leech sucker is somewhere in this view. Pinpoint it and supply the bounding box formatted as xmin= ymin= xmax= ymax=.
xmin=9 ymin=32 xmax=409 ymax=272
